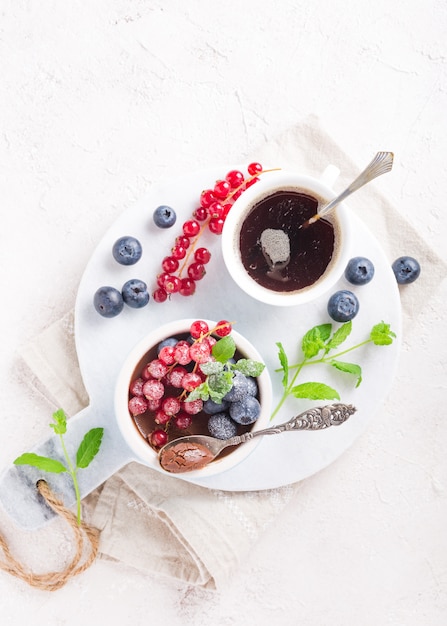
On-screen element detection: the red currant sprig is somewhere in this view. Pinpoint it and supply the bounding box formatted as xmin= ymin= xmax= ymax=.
xmin=152 ymin=163 xmax=280 ymax=302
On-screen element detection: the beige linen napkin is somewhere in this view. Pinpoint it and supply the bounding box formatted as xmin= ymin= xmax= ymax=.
xmin=18 ymin=116 xmax=447 ymax=589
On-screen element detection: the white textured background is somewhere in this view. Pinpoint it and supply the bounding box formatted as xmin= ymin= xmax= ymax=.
xmin=1 ymin=1 xmax=446 ymax=624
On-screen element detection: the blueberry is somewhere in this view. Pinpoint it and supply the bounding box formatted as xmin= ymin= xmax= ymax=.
xmin=345 ymin=256 xmax=375 ymax=285
xmin=112 ymin=236 xmax=142 ymax=266
xmin=153 ymin=205 xmax=177 ymax=229
xmin=94 ymin=286 xmax=124 ymax=318
xmin=157 ymin=337 xmax=178 ymax=354
xmin=223 ymin=371 xmax=252 ymax=402
xmin=229 ymin=395 xmax=261 ymax=425
xmin=392 ymin=256 xmax=421 ymax=284
xmin=208 ymin=413 xmax=238 ymax=439
xmin=122 ymin=279 xmax=150 ymax=308
xmin=203 ymin=398 xmax=230 ymax=415
xmin=327 ymin=290 xmax=359 ymax=322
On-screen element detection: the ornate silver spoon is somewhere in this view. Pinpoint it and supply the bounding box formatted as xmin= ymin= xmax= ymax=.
xmin=302 ymin=151 xmax=394 ymax=227
xmin=158 ymin=403 xmax=356 ymax=473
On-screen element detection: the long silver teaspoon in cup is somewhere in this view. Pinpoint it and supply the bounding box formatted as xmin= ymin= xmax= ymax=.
xmin=158 ymin=403 xmax=356 ymax=473
xmin=302 ymin=151 xmax=394 ymax=228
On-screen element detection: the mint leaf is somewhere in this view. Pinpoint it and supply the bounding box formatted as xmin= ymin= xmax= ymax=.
xmin=276 ymin=342 xmax=289 ymax=389
xmin=14 ymin=453 xmax=67 ymax=474
xmin=212 ymin=336 xmax=236 ymax=363
xmin=199 ymin=361 xmax=224 ymax=376
xmin=208 ymin=370 xmax=234 ymax=402
xmin=186 ymin=381 xmax=210 ymax=401
xmin=290 ymin=382 xmax=340 ymax=401
xmin=331 ymin=360 xmax=363 ymax=387
xmin=76 ymin=427 xmax=104 ymax=469
xmin=370 ymin=321 xmax=396 ymax=345
xmin=301 ymin=324 xmax=332 ymax=359
xmin=49 ymin=408 xmax=67 ymax=435
xmin=325 ymin=321 xmax=352 ymax=352
xmin=233 ymin=359 xmax=265 ymax=377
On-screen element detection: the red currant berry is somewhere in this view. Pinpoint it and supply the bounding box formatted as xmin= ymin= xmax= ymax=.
xmin=164 ymin=275 xmax=181 ymax=293
xmin=247 ymin=162 xmax=263 ymax=176
xmin=181 ymin=372 xmax=203 ymax=391
xmin=174 ymin=341 xmax=192 ymax=365
xmin=208 ymin=217 xmax=225 ymax=234
xmin=193 ymin=206 xmax=208 ymax=221
xmin=226 ymin=169 xmax=245 ymax=188
xmin=161 ymin=396 xmax=181 ymax=415
xmin=207 ymin=201 xmax=225 ymax=219
xmin=175 ymin=235 xmax=190 ymax=249
xmin=214 ymin=179 xmax=231 ymax=199
xmin=150 ymin=429 xmax=168 ymax=448
xmin=129 ymin=378 xmax=145 ymax=396
xmin=146 ymin=359 xmax=168 ymax=379
xmin=245 ymin=176 xmax=259 ymax=188
xmin=157 ymin=273 xmax=171 ymax=288
xmin=189 ymin=319 xmax=209 ymax=338
xmin=142 ymin=379 xmax=165 ymax=400
xmin=166 ymin=366 xmax=187 ymax=388
xmin=174 ymin=412 xmax=192 ymax=430
xmin=128 ymin=396 xmax=148 ymax=416
xmin=222 ymin=203 xmax=232 ymax=218
xmin=158 ymin=345 xmax=176 ymax=365
xmin=147 ymin=397 xmax=162 ymax=411
xmin=183 ymin=219 xmax=200 ymax=237
xmin=215 ymin=320 xmax=232 ymax=337
xmin=200 ymin=189 xmax=216 ymax=208
xmin=153 ymin=288 xmax=168 ymax=303
xmin=194 ymin=247 xmax=211 ymax=264
xmin=189 ymin=341 xmax=211 ymax=363
xmin=205 ymin=335 xmax=217 ymax=349
xmin=181 ymin=398 xmax=203 ymax=415
xmin=232 ymin=189 xmax=243 ymax=201
xmin=179 ymin=278 xmax=196 ymax=296
xmin=187 ymin=262 xmax=206 ymax=281
xmin=171 ymin=245 xmax=187 ymax=260
xmin=154 ymin=410 xmax=171 ymax=425
xmin=161 ymin=256 xmax=179 ymax=273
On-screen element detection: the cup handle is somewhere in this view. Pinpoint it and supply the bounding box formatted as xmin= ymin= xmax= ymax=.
xmin=0 ymin=403 xmax=135 ymax=530
xmin=319 ymin=164 xmax=340 ymax=188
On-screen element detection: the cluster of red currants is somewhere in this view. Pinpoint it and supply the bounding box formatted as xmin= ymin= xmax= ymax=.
xmin=128 ymin=319 xmax=232 ymax=448
xmin=152 ymin=162 xmax=265 ymax=303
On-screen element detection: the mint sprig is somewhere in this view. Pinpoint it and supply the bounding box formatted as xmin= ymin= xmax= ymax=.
xmin=271 ymin=320 xmax=396 ymax=421
xmin=187 ymin=335 xmax=265 ymax=404
xmin=14 ymin=409 xmax=104 ymax=525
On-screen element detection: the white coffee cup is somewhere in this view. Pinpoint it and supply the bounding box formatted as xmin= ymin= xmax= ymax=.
xmin=221 ymin=167 xmax=352 ymax=306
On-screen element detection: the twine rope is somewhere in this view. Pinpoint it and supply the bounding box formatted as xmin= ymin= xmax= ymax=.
xmin=0 ymin=480 xmax=99 ymax=591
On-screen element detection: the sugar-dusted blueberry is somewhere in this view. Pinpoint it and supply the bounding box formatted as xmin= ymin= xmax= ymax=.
xmin=112 ymin=236 xmax=142 ymax=265
xmin=327 ymin=290 xmax=359 ymax=322
xmin=229 ymin=395 xmax=261 ymax=425
xmin=208 ymin=413 xmax=238 ymax=439
xmin=153 ymin=205 xmax=177 ymax=228
xmin=94 ymin=286 xmax=124 ymax=318
xmin=122 ymin=279 xmax=150 ymax=308
xmin=345 ymin=256 xmax=375 ymax=285
xmin=392 ymin=256 xmax=421 ymax=284
xmin=203 ymin=398 xmax=230 ymax=415
xmin=223 ymin=371 xmax=252 ymax=402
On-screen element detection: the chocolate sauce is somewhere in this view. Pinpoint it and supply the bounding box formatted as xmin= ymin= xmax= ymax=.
xmin=159 ymin=441 xmax=214 ymax=473
xmin=239 ymin=190 xmax=337 ymax=292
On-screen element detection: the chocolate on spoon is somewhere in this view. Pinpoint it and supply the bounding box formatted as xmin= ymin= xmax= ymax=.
xmin=158 ymin=403 xmax=356 ymax=474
